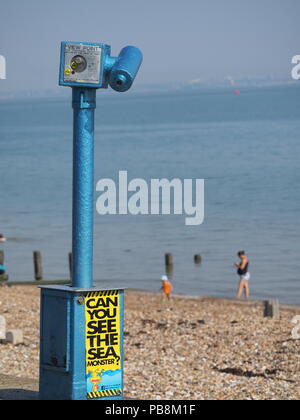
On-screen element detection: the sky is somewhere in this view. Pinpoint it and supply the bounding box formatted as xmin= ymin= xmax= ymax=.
xmin=0 ymin=0 xmax=299 ymax=93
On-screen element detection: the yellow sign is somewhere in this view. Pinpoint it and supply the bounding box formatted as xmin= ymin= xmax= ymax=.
xmin=70 ymin=61 xmax=78 ymax=70
xmin=85 ymin=290 xmax=122 ymax=399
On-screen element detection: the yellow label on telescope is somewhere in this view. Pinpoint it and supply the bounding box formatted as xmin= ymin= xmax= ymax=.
xmin=85 ymin=290 xmax=122 ymax=399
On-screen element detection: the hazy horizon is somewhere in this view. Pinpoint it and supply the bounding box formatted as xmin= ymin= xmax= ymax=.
xmin=0 ymin=0 xmax=299 ymax=94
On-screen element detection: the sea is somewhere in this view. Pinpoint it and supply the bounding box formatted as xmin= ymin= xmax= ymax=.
xmin=0 ymin=85 xmax=299 ymax=304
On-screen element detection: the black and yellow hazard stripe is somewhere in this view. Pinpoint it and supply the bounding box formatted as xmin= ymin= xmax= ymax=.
xmin=87 ymin=389 xmax=122 ymax=399
xmin=85 ymin=290 xmax=120 ymax=298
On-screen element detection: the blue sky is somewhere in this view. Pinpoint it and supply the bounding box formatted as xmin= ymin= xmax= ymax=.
xmin=0 ymin=0 xmax=299 ymax=93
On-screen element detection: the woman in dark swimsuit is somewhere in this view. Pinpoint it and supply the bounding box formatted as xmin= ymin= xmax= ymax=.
xmin=235 ymin=251 xmax=250 ymax=299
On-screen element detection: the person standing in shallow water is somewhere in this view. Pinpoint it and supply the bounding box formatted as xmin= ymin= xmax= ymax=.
xmin=0 ymin=234 xmax=6 ymax=243
xmin=235 ymin=251 xmax=250 ymax=299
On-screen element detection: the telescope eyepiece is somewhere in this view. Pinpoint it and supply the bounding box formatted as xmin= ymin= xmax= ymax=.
xmin=109 ymin=46 xmax=143 ymax=92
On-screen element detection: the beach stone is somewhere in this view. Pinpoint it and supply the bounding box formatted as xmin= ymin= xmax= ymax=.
xmin=0 ymin=316 xmax=6 ymax=340
xmin=5 ymin=330 xmax=23 ymax=346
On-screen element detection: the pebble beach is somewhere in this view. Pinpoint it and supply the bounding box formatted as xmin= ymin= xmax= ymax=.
xmin=0 ymin=285 xmax=299 ymax=400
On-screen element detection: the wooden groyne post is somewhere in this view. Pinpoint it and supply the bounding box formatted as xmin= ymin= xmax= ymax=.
xmin=0 ymin=250 xmax=4 ymax=268
xmin=33 ymin=251 xmax=43 ymax=281
xmin=194 ymin=254 xmax=202 ymax=264
xmin=264 ymin=299 xmax=280 ymax=320
xmin=165 ymin=253 xmax=174 ymax=278
xmin=165 ymin=253 xmax=173 ymax=268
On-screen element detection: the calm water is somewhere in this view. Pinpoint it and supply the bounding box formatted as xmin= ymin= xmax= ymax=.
xmin=0 ymin=86 xmax=300 ymax=304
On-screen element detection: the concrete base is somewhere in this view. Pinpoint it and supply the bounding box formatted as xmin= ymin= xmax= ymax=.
xmin=0 ymin=374 xmax=39 ymax=400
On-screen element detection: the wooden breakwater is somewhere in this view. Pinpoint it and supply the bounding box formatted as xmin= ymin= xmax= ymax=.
xmin=0 ymin=250 xmax=71 ymax=286
xmin=0 ymin=251 xmax=204 ymax=286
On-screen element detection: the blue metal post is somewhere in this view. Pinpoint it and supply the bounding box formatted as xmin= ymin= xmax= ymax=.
xmin=39 ymin=41 xmax=142 ymax=401
xmin=72 ymin=88 xmax=96 ymax=289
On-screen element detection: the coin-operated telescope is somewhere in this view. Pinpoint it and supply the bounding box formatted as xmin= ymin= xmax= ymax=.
xmin=39 ymin=42 xmax=142 ymax=400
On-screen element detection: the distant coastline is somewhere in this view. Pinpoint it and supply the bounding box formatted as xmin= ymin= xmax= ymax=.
xmin=0 ymin=77 xmax=299 ymax=102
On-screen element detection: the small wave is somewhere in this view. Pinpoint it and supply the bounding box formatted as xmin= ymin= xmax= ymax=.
xmin=5 ymin=237 xmax=33 ymax=243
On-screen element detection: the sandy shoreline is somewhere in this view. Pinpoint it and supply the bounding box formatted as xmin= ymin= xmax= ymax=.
xmin=0 ymin=285 xmax=299 ymax=400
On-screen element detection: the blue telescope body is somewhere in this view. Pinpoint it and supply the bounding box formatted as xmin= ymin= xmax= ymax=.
xmin=109 ymin=46 xmax=143 ymax=92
